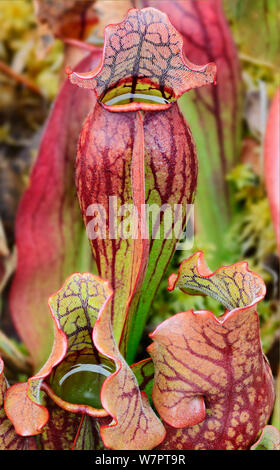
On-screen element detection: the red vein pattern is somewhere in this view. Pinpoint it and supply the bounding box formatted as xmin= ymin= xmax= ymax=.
xmin=5 ymin=273 xmax=112 ymax=437
xmin=28 ymin=273 xmax=113 ymax=419
xmin=39 ymin=398 xmax=81 ymax=450
xmin=76 ymin=104 xmax=148 ymax=350
xmin=149 ymin=255 xmax=275 ymax=450
xmin=39 ymin=398 xmax=105 ymax=450
xmin=71 ymin=415 xmax=108 ymax=450
xmin=69 ymin=7 xmax=215 ymax=359
xmin=150 ymin=308 xmax=274 ymax=450
xmin=142 ymin=0 xmax=242 ymax=261
xmin=9 ymin=50 xmax=101 ymax=371
xmin=168 ymin=251 xmax=265 ymax=311
xmin=131 ymin=358 xmax=154 ymax=399
xmin=126 ymin=104 xmax=197 ymax=361
xmin=5 ymin=271 xmax=165 ymax=449
xmin=68 ymin=7 xmax=216 ymax=110
xmin=140 ymin=0 xmax=240 ymax=165
xmin=93 ymin=289 xmax=166 ymax=450
xmin=76 ymin=101 xmax=198 ymax=358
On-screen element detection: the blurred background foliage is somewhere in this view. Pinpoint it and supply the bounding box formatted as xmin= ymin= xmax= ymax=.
xmin=0 ymin=0 xmax=279 ymax=409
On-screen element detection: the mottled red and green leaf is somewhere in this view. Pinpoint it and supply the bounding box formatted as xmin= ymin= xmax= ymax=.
xmin=68 ymin=8 xmax=216 ymax=360
xmin=9 ymin=50 xmax=101 ymax=371
xmin=149 ymin=253 xmax=274 ymax=450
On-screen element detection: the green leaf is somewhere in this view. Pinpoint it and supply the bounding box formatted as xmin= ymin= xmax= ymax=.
xmin=4 ymin=273 xmax=112 ymax=437
xmin=168 ymin=251 xmax=265 ymax=312
xmin=131 ymin=358 xmax=154 ymax=404
xmin=250 ymin=425 xmax=280 ymax=450
xmin=72 ymin=415 xmax=104 ymax=451
xmin=151 ymin=254 xmax=274 ymax=450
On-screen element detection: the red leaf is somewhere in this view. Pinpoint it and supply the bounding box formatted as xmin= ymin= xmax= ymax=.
xmin=4 ymin=315 xmax=67 ymax=436
xmin=75 ymin=104 xmax=149 ymax=351
xmin=68 ymin=7 xmax=215 ymax=358
xmin=5 ymin=273 xmax=113 ymax=436
xmin=149 ymin=253 xmax=275 ymax=450
xmin=0 ymin=358 xmax=36 ymax=448
xmin=127 ymin=103 xmax=198 ymax=361
xmin=67 ymin=7 xmax=216 ymax=112
xmin=93 ymin=283 xmax=166 ymax=450
xmin=5 ymin=270 xmax=165 ymax=450
xmin=4 ymin=382 xmax=49 ymax=437
xmin=143 ymin=0 xmax=242 ymax=264
xmin=9 ymin=50 xmax=101 ymax=370
xmin=39 ymin=397 xmax=104 ymax=450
